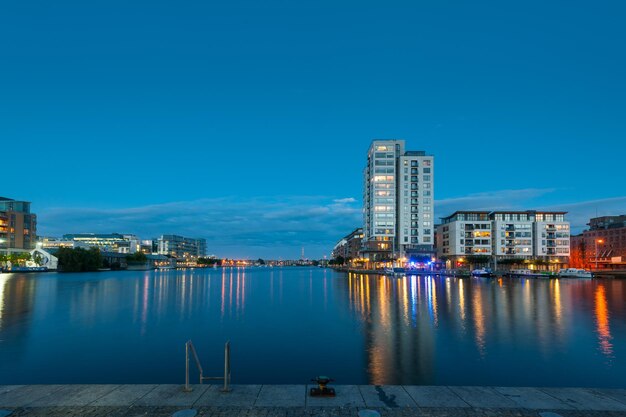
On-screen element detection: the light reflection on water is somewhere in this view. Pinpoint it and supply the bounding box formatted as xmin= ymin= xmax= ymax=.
xmin=0 ymin=268 xmax=625 ymax=387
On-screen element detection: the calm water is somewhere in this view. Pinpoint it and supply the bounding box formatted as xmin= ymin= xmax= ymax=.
xmin=1 ymin=267 xmax=625 ymax=387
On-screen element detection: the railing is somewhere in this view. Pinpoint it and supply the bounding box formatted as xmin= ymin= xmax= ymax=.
xmin=184 ymin=340 xmax=231 ymax=393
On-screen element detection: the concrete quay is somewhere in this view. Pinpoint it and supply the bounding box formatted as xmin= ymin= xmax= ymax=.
xmin=2 ymin=384 xmax=626 ymax=416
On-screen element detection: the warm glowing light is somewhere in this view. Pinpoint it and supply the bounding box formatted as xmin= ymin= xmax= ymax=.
xmin=595 ymin=284 xmax=613 ymax=358
xmin=597 ymin=239 xmax=604 ymax=244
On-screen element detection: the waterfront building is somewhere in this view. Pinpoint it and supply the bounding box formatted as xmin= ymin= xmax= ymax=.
xmin=331 ymin=228 xmax=364 ymax=261
xmin=37 ymin=237 xmax=89 ymax=250
xmin=63 ymin=233 xmax=130 ymax=252
xmin=570 ymin=215 xmax=626 ymax=269
xmin=157 ymin=235 xmax=207 ymax=260
xmin=436 ymin=210 xmax=570 ymax=270
xmin=0 ymin=197 xmax=37 ymax=254
xmin=361 ymin=140 xmax=434 ymax=264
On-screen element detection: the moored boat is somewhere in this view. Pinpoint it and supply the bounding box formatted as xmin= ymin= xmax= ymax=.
xmin=507 ymin=269 xmax=533 ymax=276
xmin=384 ymin=267 xmax=406 ymax=277
xmin=557 ymin=268 xmax=594 ymax=278
xmin=471 ymin=268 xmax=493 ymax=277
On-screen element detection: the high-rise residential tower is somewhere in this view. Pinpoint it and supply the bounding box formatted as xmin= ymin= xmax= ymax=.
xmin=362 ymin=140 xmax=434 ymax=263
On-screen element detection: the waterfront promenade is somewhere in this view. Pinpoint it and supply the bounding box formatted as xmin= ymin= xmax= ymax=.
xmin=2 ymin=384 xmax=626 ymax=416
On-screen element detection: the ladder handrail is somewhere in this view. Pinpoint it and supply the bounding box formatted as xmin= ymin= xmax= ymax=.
xmin=184 ymin=339 xmax=231 ymax=393
xmin=187 ymin=340 xmax=204 ymax=379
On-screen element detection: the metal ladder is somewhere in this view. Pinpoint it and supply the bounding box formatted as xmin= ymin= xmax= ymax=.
xmin=184 ymin=340 xmax=231 ymax=392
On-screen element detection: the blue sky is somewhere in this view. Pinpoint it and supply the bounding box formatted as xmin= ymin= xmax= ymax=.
xmin=1 ymin=0 xmax=625 ymax=258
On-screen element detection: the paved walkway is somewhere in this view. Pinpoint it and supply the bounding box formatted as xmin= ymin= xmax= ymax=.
xmin=1 ymin=384 xmax=626 ymax=416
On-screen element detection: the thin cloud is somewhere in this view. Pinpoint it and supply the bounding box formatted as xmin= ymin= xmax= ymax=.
xmin=37 ymin=196 xmax=361 ymax=259
xmin=436 ymin=189 xmax=626 ymax=234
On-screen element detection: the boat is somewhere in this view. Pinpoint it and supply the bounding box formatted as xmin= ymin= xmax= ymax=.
xmin=471 ymin=268 xmax=493 ymax=277
xmin=4 ymin=266 xmax=48 ymax=273
xmin=507 ymin=269 xmax=533 ymax=276
xmin=156 ymin=265 xmax=174 ymax=270
xmin=384 ymin=267 xmax=406 ymax=277
xmin=557 ymin=268 xmax=594 ymax=279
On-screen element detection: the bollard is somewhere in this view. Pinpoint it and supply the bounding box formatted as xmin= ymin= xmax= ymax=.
xmin=184 ymin=341 xmax=192 ymax=392
xmin=222 ymin=341 xmax=231 ymax=392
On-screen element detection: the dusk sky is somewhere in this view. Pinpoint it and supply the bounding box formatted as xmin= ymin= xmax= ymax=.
xmin=2 ymin=1 xmax=625 ymax=258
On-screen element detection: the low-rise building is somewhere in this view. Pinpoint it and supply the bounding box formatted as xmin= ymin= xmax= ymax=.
xmin=436 ymin=210 xmax=570 ymax=270
xmin=61 ymin=233 xmax=147 ymax=254
xmin=63 ymin=233 xmax=128 ymax=252
xmin=331 ymin=228 xmax=364 ymax=261
xmin=157 ymin=235 xmax=207 ymax=260
xmin=570 ymin=215 xmax=626 ymax=269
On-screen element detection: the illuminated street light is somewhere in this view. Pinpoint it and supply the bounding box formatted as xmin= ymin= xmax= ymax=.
xmin=595 ymin=239 xmax=604 ymax=270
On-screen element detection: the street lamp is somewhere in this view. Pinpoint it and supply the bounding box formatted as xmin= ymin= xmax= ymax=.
xmin=595 ymin=239 xmax=604 ymax=270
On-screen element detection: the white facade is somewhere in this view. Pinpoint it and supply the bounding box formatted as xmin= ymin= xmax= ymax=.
xmin=397 ymin=152 xmax=434 ymax=254
xmin=363 ymin=140 xmax=404 ymax=256
xmin=362 ymin=139 xmax=434 ymax=259
xmin=437 ymin=211 xmax=570 ymax=262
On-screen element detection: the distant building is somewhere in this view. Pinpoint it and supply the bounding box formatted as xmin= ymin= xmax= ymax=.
xmin=332 ymin=228 xmax=363 ymax=260
xmin=436 ymin=210 xmax=570 ymax=270
xmin=0 ymin=197 xmax=37 ymax=253
xmin=37 ymin=237 xmax=89 ymax=250
xmin=570 ymin=215 xmax=626 ymax=269
xmin=361 ymin=140 xmax=434 ymax=263
xmin=157 ymin=235 xmax=207 ymax=260
xmin=139 ymin=239 xmax=157 ymax=254
xmin=63 ymin=233 xmax=130 ymax=252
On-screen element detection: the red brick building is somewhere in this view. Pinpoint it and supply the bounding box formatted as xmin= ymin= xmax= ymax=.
xmin=570 ymin=215 xmax=626 ymax=269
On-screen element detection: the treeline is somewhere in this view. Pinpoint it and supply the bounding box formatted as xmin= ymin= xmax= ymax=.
xmin=56 ymin=247 xmax=103 ymax=272
xmin=197 ymin=257 xmax=221 ymax=266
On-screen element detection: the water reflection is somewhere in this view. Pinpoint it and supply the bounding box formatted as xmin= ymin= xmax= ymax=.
xmin=1 ymin=269 xmax=625 ymax=387
xmin=595 ymin=283 xmax=613 ymax=359
xmin=345 ymin=273 xmax=625 ymax=385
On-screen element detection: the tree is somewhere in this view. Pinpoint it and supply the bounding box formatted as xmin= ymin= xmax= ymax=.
xmin=198 ymin=257 xmax=221 ymax=266
xmin=33 ymin=252 xmax=43 ymax=266
xmin=56 ymin=247 xmax=103 ymax=272
xmin=257 ymin=258 xmax=266 ymax=265
xmin=126 ymin=252 xmax=147 ymax=263
xmin=465 ymin=255 xmax=490 ymax=269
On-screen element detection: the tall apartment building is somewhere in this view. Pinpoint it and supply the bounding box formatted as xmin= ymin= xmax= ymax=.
xmin=437 ymin=210 xmax=570 ymax=268
xmin=157 ymin=235 xmax=207 ymax=260
xmin=0 ymin=197 xmax=37 ymax=253
xmin=362 ymin=140 xmax=434 ymax=262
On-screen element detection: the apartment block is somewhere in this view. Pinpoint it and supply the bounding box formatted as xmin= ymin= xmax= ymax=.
xmin=0 ymin=197 xmax=37 ymax=253
xmin=362 ymin=140 xmax=434 ymax=262
xmin=437 ymin=210 xmax=570 ymax=268
xmin=332 ymin=228 xmax=364 ymax=261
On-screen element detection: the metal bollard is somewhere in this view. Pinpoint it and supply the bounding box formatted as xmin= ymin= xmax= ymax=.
xmin=184 ymin=341 xmax=192 ymax=392
xmin=222 ymin=340 xmax=231 ymax=392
